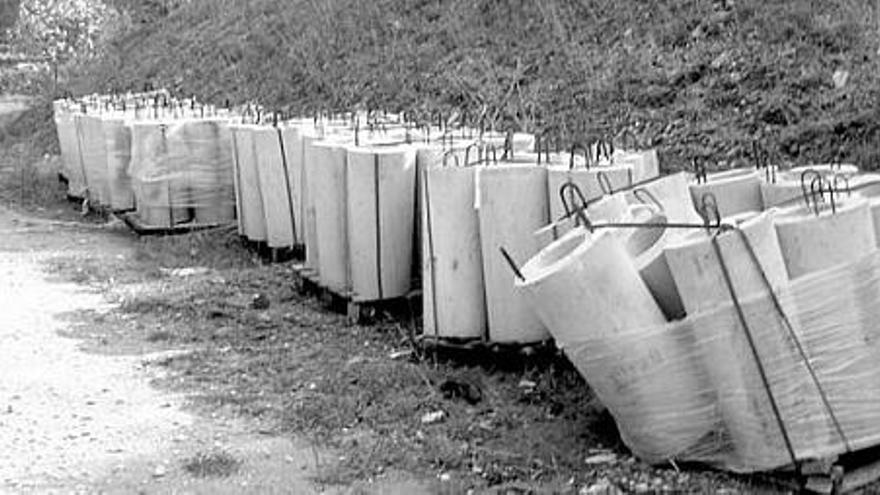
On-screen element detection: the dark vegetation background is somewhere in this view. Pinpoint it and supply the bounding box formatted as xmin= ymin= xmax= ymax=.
xmin=71 ymin=0 xmax=880 ymax=171
xmin=0 ymin=0 xmax=21 ymax=33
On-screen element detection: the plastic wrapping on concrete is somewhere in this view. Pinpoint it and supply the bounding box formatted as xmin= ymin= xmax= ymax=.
xmin=518 ymin=206 xmax=880 ymax=472
xmin=53 ymin=101 xmax=88 ymax=198
xmin=774 ymin=196 xmax=875 ymax=279
xmin=129 ymin=118 xmax=236 ymax=228
xmin=850 ymin=174 xmax=880 ymax=246
xmin=77 ymin=113 xmax=111 ymax=204
xmin=102 ymin=115 xmax=134 ymax=211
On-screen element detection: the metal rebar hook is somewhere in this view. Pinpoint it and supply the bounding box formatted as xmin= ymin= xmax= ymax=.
xmin=503 ymin=130 xmax=514 ymax=161
xmin=693 ymin=156 xmax=708 ymax=184
xmin=752 ymin=140 xmax=766 ymax=170
xmin=800 ymin=169 xmax=823 ymax=211
xmin=534 ymin=133 xmax=551 ymax=165
xmin=499 ymin=247 xmax=526 ymax=282
xmin=618 ymin=127 xmax=639 ymax=150
xmin=808 ymin=176 xmax=825 ymax=216
xmin=595 ymin=138 xmax=613 ymax=163
xmin=442 ymin=150 xmax=461 ymax=168
xmin=482 ymin=143 xmax=498 ymax=165
xmin=810 ymin=176 xmax=837 ymax=216
xmin=569 ymin=142 xmax=590 ymax=170
xmin=604 ymin=135 xmax=615 ymax=157
xmin=464 ymin=142 xmax=481 ymax=166
xmin=700 ymin=193 xmax=722 ymax=233
xmin=596 ymin=170 xmax=615 ymax=196
xmin=559 ymin=181 xmax=593 ymax=231
xmin=832 ymin=173 xmax=851 ymax=198
xmin=632 ymin=188 xmax=665 ymax=212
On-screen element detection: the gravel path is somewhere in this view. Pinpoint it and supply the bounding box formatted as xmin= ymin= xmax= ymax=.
xmin=0 ymin=207 xmax=323 ymax=494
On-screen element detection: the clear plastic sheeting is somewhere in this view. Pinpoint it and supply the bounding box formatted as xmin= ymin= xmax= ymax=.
xmin=52 ymin=100 xmax=87 ymax=198
xmin=519 ymin=218 xmax=880 ymax=472
xmin=129 ymin=118 xmax=235 ymax=228
xmin=774 ymin=197 xmax=875 ymax=279
xmin=129 ymin=121 xmax=190 ymax=227
xmin=102 ymin=116 xmax=134 ymax=211
xmin=77 ymin=113 xmax=111 ymax=204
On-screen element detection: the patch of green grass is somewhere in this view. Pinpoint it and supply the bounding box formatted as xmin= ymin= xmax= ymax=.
xmin=182 ymin=450 xmax=241 ymax=478
xmin=145 ymin=328 xmax=173 ymax=342
xmin=133 ymin=228 xmax=258 ymax=271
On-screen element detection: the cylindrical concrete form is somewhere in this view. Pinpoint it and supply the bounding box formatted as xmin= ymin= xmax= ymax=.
xmin=310 ymin=139 xmax=352 ymax=293
xmin=612 ymin=149 xmax=661 ymax=184
xmin=761 ymin=164 xmax=859 ymax=209
xmin=663 ymin=211 xmax=836 ymax=468
xmin=689 ymin=168 xmax=763 ymax=217
xmin=77 ymin=113 xmax=111 ymax=205
xmin=252 ymin=126 xmax=297 ymax=248
xmin=102 ymin=116 xmax=135 ymax=211
xmin=517 ymin=230 xmax=716 ymax=462
xmin=230 ymin=124 xmax=267 ymax=240
xmin=775 ymin=196 xmax=876 ymax=279
xmin=421 ymin=163 xmax=486 ymax=340
xmin=477 ymin=163 xmax=550 ymax=343
xmin=279 ymin=124 xmax=307 ymax=245
xmin=849 ymin=174 xmax=880 ymax=247
xmin=346 ymin=145 xmax=417 ymax=301
xmin=624 ymin=172 xmax=704 ymax=225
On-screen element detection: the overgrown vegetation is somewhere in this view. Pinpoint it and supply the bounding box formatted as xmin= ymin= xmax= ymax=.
xmin=74 ymin=0 xmax=880 ymax=169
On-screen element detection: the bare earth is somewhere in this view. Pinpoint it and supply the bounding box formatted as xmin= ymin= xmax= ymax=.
xmin=0 ymin=208 xmax=323 ymax=494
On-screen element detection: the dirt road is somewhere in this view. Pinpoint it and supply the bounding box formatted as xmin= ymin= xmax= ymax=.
xmin=0 ymin=207 xmax=322 ymax=494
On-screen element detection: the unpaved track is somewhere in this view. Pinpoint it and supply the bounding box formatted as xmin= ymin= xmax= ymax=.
xmin=0 ymin=207 xmax=322 ymax=494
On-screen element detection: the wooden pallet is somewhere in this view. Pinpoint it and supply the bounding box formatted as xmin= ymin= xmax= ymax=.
xmin=291 ymin=263 xmax=420 ymax=325
xmin=289 ymin=265 xmax=559 ymax=361
xmin=803 ymin=445 xmax=880 ymax=494
xmin=418 ymin=335 xmax=559 ymax=367
xmin=419 ymin=335 xmax=556 ymax=356
xmin=118 ymin=211 xmax=230 ymax=236
xmin=242 ymin=240 xmax=304 ymax=264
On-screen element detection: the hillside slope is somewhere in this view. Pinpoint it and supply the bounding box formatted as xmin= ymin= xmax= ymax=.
xmin=79 ymin=0 xmax=880 ymax=169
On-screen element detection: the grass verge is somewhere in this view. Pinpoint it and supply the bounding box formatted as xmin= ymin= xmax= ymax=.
xmin=43 ymin=227 xmax=785 ymax=494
